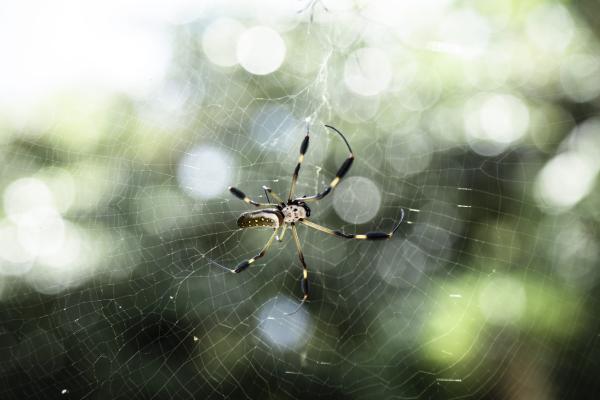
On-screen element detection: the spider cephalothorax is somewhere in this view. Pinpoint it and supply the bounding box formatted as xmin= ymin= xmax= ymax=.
xmin=282 ymin=200 xmax=311 ymax=223
xmin=228 ymin=124 xmax=405 ymax=313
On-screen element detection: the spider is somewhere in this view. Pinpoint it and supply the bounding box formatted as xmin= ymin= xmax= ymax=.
xmin=228 ymin=124 xmax=405 ymax=309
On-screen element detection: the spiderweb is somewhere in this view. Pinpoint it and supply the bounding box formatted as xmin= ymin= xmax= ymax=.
xmin=1 ymin=1 xmax=599 ymax=399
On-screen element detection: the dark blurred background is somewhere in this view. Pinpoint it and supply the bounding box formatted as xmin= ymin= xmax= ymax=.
xmin=1 ymin=0 xmax=599 ymax=399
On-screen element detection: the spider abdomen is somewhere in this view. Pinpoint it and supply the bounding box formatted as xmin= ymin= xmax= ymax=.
xmin=237 ymin=209 xmax=283 ymax=229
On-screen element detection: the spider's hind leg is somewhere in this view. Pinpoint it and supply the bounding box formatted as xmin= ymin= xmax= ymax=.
xmin=233 ymin=229 xmax=278 ymax=273
xmin=275 ymin=223 xmax=288 ymax=242
xmin=291 ymin=225 xmax=309 ymax=302
xmin=280 ymin=225 xmax=288 ymax=241
xmin=282 ymin=224 xmax=310 ymax=316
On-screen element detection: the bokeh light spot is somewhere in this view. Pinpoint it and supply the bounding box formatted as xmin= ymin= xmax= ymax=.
xmin=466 ymin=94 xmax=529 ymax=143
xmin=39 ymin=221 xmax=82 ymax=269
xmin=479 ymin=276 xmax=526 ymax=325
xmin=255 ymin=0 xmax=300 ymax=32
xmin=258 ymin=296 xmax=311 ymax=350
xmin=560 ymin=54 xmax=600 ymax=103
xmin=344 ymin=47 xmax=392 ymax=96
xmin=553 ymin=219 xmax=599 ymax=290
xmin=333 ymin=176 xmax=381 ymax=224
xmin=0 ymin=220 xmax=34 ymax=276
xmin=250 ymin=104 xmax=300 ymax=152
xmin=437 ymin=9 xmax=491 ymax=58
xmin=17 ymin=208 xmax=65 ymax=259
xmin=4 ymin=178 xmax=55 ymax=225
xmin=526 ymin=4 xmax=574 ymax=53
xmin=465 ymin=93 xmax=530 ymax=155
xmin=24 ymin=222 xmax=96 ymax=295
xmin=177 ymin=146 xmax=233 ymax=200
xmin=202 ymin=18 xmax=245 ymax=67
xmin=479 ymin=95 xmax=529 ymax=143
xmin=394 ymin=67 xmax=441 ymax=111
xmin=37 ymin=167 xmax=75 ymax=215
xmin=535 ymin=151 xmax=599 ymax=211
xmin=387 ymin=131 xmax=432 ymax=177
xmin=237 ymin=26 xmax=286 ymax=75
xmin=0 ymin=1 xmax=170 ymax=105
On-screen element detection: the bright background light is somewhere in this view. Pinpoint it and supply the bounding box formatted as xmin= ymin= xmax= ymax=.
xmin=535 ymin=151 xmax=599 ymax=210
xmin=0 ymin=0 xmax=171 ymax=109
xmin=258 ymin=296 xmax=312 ymax=350
xmin=344 ymin=47 xmax=392 ymax=96
xmin=202 ymin=18 xmax=246 ymax=67
xmin=177 ymin=146 xmax=233 ymax=199
xmin=237 ymin=26 xmax=286 ymax=75
xmin=333 ymin=176 xmax=381 ymax=224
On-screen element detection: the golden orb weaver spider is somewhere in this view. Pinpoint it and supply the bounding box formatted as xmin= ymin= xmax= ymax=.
xmin=228 ymin=124 xmax=405 ymax=311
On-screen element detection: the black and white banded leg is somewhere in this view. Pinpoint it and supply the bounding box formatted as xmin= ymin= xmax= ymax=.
xmin=300 ymin=125 xmax=354 ymax=203
xmin=300 ymin=209 xmax=404 ymax=240
xmin=288 ymin=124 xmax=310 ymax=201
xmin=233 ymin=229 xmax=278 ymax=273
xmin=229 ymin=186 xmax=277 ymax=207
xmin=291 ymin=224 xmax=309 ymax=304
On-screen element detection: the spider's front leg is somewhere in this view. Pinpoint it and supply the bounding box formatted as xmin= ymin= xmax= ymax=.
xmin=288 ymin=124 xmax=310 ymax=201
xmin=229 ymin=186 xmax=277 ymax=207
xmin=299 ymin=125 xmax=354 ymax=203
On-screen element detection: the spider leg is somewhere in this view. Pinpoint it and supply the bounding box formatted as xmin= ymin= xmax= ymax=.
xmin=262 ymin=185 xmax=285 ymax=205
xmin=232 ymin=229 xmax=278 ymax=273
xmin=291 ymin=224 xmax=309 ymax=304
xmin=288 ymin=123 xmax=310 ymax=201
xmin=263 ymin=186 xmax=272 ymax=203
xmin=298 ymin=125 xmax=354 ymax=203
xmin=274 ymin=223 xmax=288 ymax=242
xmin=278 ymin=223 xmax=288 ymax=242
xmin=300 ymin=209 xmax=405 ymax=240
xmin=228 ymin=186 xmax=277 ymax=207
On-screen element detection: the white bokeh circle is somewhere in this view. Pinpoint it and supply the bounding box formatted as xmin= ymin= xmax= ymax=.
xmin=202 ymin=18 xmax=245 ymax=67
xmin=344 ymin=47 xmax=392 ymax=96
xmin=258 ymin=296 xmax=311 ymax=350
xmin=534 ymin=151 xmax=598 ymax=211
xmin=236 ymin=26 xmax=286 ymax=75
xmin=333 ymin=176 xmax=381 ymax=224
xmin=177 ymin=146 xmax=233 ymax=199
xmin=3 ymin=178 xmax=55 ymax=224
xmin=387 ymin=131 xmax=433 ymax=177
